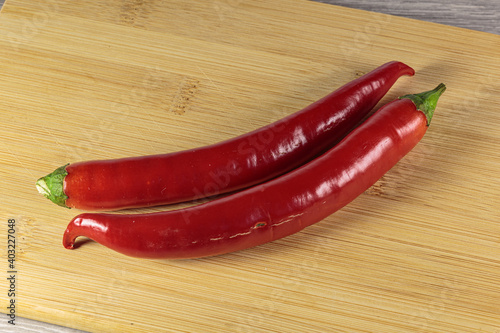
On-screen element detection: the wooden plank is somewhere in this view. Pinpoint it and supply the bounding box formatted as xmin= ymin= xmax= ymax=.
xmin=0 ymin=0 xmax=499 ymax=332
xmin=317 ymin=0 xmax=500 ymax=35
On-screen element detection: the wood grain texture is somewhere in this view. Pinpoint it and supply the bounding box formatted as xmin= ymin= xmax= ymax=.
xmin=0 ymin=317 xmax=83 ymax=333
xmin=3 ymin=0 xmax=498 ymax=34
xmin=316 ymin=0 xmax=500 ymax=35
xmin=0 ymin=0 xmax=499 ymax=332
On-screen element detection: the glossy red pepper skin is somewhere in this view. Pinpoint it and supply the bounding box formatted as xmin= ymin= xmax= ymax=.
xmin=63 ymin=84 xmax=445 ymax=259
xmin=47 ymin=61 xmax=414 ymax=211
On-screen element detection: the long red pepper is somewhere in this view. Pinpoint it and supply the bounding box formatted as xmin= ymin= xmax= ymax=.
xmin=37 ymin=61 xmax=414 ymax=211
xmin=63 ymin=84 xmax=446 ymax=259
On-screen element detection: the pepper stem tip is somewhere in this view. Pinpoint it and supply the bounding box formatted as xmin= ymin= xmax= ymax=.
xmin=399 ymin=83 xmax=446 ymax=125
xmin=36 ymin=164 xmax=70 ymax=208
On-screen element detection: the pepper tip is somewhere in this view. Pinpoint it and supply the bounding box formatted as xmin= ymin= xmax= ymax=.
xmin=63 ymin=228 xmax=76 ymax=249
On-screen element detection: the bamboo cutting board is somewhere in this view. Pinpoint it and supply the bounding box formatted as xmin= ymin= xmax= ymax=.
xmin=1 ymin=0 xmax=500 ymax=332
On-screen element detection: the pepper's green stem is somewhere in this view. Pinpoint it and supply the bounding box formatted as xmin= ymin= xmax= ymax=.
xmin=399 ymin=83 xmax=446 ymax=126
xmin=36 ymin=164 xmax=70 ymax=208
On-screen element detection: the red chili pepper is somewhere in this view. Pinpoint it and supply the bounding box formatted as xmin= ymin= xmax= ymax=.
xmin=63 ymin=84 xmax=446 ymax=259
xmin=36 ymin=61 xmax=414 ymax=211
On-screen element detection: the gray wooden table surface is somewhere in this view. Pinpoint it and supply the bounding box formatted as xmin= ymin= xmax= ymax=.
xmin=0 ymin=0 xmax=497 ymax=332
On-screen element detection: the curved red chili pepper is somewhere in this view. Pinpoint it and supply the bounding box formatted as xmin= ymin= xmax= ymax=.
xmin=63 ymin=84 xmax=446 ymax=259
xmin=37 ymin=61 xmax=414 ymax=211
